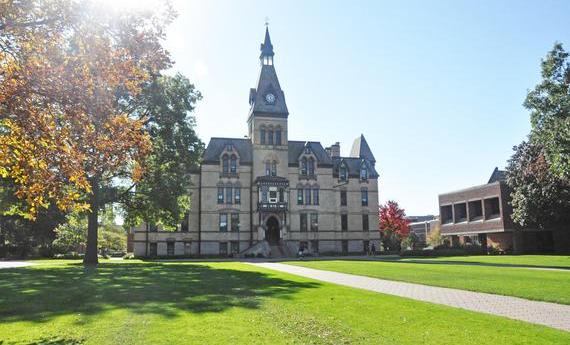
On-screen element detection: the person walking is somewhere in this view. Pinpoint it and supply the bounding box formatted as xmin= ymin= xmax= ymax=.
xmin=370 ymin=243 xmax=376 ymax=256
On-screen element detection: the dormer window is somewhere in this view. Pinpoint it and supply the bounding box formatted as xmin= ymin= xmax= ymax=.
xmin=222 ymin=154 xmax=229 ymax=173
xmin=263 ymin=56 xmax=273 ymax=66
xmin=308 ymin=158 xmax=315 ymax=176
xmin=301 ymin=157 xmax=307 ymax=175
xmin=226 ymin=144 xmax=233 ymax=151
xmin=304 ymin=147 xmax=311 ymax=154
xmin=339 ymin=163 xmax=347 ymax=181
xmin=360 ymin=162 xmax=368 ymax=181
xmin=230 ymin=155 xmax=237 ymax=173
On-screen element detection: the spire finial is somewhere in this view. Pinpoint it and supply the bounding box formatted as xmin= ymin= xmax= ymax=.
xmin=264 ymin=16 xmax=269 ymax=27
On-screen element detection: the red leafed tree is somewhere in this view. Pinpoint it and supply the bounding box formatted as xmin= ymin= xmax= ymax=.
xmin=379 ymin=200 xmax=410 ymax=251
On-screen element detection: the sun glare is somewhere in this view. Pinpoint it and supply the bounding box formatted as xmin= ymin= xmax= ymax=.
xmin=93 ymin=0 xmax=162 ymax=12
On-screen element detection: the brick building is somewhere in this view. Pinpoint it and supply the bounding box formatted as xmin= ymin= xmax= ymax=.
xmin=438 ymin=167 xmax=565 ymax=253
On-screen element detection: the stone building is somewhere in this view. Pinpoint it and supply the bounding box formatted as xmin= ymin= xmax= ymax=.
xmin=132 ymin=28 xmax=380 ymax=257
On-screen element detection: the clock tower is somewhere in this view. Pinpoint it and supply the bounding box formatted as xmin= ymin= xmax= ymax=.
xmin=247 ymin=26 xmax=289 ymax=177
xmin=248 ymin=26 xmax=291 ymax=246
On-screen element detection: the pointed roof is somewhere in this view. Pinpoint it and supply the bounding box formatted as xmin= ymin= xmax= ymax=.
xmin=350 ymin=134 xmax=376 ymax=162
xmin=260 ymin=27 xmax=274 ymax=58
xmin=249 ymin=27 xmax=288 ymax=118
xmin=488 ymin=167 xmax=506 ymax=183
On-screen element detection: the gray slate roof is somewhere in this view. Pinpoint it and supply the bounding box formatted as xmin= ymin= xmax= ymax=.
xmin=350 ymin=134 xmax=376 ymax=162
xmin=249 ymin=65 xmax=289 ymax=117
xmin=288 ymin=141 xmax=333 ymax=167
xmin=202 ymin=138 xmax=253 ymax=164
xmin=333 ymin=157 xmax=379 ymax=178
xmin=488 ymin=167 xmax=506 ymax=183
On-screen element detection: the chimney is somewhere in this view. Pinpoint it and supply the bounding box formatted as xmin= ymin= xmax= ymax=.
xmin=329 ymin=142 xmax=340 ymax=158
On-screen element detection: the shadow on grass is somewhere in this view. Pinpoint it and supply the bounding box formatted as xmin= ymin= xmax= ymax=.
xmin=0 ymin=262 xmax=320 ymax=324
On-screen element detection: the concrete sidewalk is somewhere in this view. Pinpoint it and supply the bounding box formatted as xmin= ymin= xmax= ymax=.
xmin=249 ymin=262 xmax=570 ymax=332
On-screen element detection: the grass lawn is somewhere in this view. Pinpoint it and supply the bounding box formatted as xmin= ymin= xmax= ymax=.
xmin=287 ymin=258 xmax=570 ymax=305
xmin=398 ymin=254 xmax=570 ymax=269
xmin=0 ymin=260 xmax=569 ymax=345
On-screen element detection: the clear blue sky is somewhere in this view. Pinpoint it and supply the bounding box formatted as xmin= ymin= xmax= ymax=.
xmin=161 ymin=0 xmax=570 ymax=216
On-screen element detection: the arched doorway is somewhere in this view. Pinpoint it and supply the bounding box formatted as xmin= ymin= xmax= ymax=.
xmin=265 ymin=216 xmax=280 ymax=245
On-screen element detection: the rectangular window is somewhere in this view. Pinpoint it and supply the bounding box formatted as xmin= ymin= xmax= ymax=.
xmin=363 ymin=240 xmax=370 ymax=253
xmin=342 ymin=240 xmax=348 ymax=254
xmin=260 ymin=129 xmax=266 ymax=145
xmin=234 ymin=188 xmax=241 ymax=204
xmin=310 ymin=213 xmax=318 ymax=232
xmin=275 ymin=130 xmax=281 ymax=146
xmin=362 ymin=214 xmax=369 ymax=231
xmin=230 ymin=157 xmax=237 ymax=173
xmin=181 ymin=215 xmax=189 ymax=232
xmin=230 ymin=241 xmax=239 ymax=255
xmin=279 ymin=188 xmax=285 ymax=203
xmin=167 ymin=242 xmax=175 ymax=256
xmin=300 ymin=213 xmax=308 ymax=232
xmin=341 ymin=214 xmax=348 ymax=231
xmin=226 ymin=187 xmax=232 ymax=204
xmin=297 ymin=189 xmax=303 ymax=205
xmin=268 ymin=130 xmax=274 ymax=145
xmin=231 ymin=213 xmax=240 ymax=232
xmin=265 ymin=162 xmax=271 ymax=176
xmin=219 ymin=213 xmax=228 ymax=232
xmin=149 ymin=242 xmax=157 ymax=257
xmin=361 ymin=189 xmax=368 ymax=206
xmin=262 ymin=190 xmax=268 ymax=203
xmin=305 ymin=188 xmax=311 ymax=205
xmin=217 ymin=187 xmax=224 ymax=204
xmin=313 ymin=188 xmax=319 ymax=205
xmin=311 ymin=240 xmax=319 ymax=253
xmin=219 ymin=242 xmax=228 ymax=256
xmin=340 ymin=190 xmax=347 ymax=206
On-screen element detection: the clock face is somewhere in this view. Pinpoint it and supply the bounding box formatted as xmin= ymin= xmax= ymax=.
xmin=265 ymin=93 xmax=276 ymax=104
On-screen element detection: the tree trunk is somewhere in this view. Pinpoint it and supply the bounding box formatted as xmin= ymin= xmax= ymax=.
xmin=83 ymin=178 xmax=100 ymax=266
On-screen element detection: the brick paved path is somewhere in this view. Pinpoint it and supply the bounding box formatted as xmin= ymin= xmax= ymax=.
xmin=250 ymin=262 xmax=570 ymax=332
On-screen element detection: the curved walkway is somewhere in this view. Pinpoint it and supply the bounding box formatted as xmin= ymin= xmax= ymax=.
xmin=249 ymin=262 xmax=570 ymax=332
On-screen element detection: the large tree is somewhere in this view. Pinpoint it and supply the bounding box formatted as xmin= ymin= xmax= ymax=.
xmin=378 ymin=200 xmax=410 ymax=252
xmin=524 ymin=43 xmax=570 ymax=182
xmin=506 ymin=140 xmax=570 ymax=230
xmin=0 ymin=1 xmax=174 ymax=265
xmin=121 ymin=74 xmax=204 ymax=229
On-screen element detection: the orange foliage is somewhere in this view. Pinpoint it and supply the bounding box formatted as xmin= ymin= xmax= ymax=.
xmin=0 ymin=1 xmax=172 ymax=219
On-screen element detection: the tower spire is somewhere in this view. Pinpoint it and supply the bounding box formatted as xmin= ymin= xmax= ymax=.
xmin=260 ymin=24 xmax=274 ymax=65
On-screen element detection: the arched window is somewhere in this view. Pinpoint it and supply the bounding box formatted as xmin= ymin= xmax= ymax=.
xmin=339 ymin=163 xmax=347 ymax=181
xmin=301 ymin=157 xmax=307 ymax=175
xmin=222 ymin=154 xmax=229 ymax=173
xmin=230 ymin=155 xmax=237 ymax=173
xmin=268 ymin=129 xmax=274 ymax=145
xmin=271 ymin=161 xmax=277 ymax=176
xmin=308 ymin=158 xmax=315 ymax=176
xmin=265 ymin=161 xmax=271 ymax=176
xmin=360 ymin=162 xmax=368 ymax=180
xmin=260 ymin=128 xmax=266 ymax=145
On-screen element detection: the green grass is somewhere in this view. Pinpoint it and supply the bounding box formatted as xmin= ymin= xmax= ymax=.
xmin=399 ymin=255 xmax=570 ymax=269
xmin=0 ymin=260 xmax=569 ymax=344
xmin=287 ymin=259 xmax=570 ymax=305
